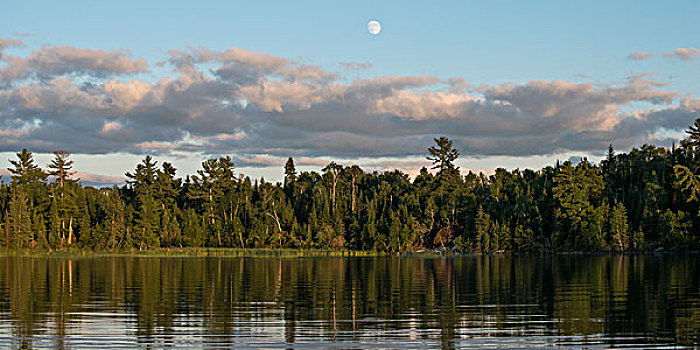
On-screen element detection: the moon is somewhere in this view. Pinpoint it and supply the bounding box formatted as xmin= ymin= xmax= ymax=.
xmin=367 ymin=20 xmax=381 ymax=35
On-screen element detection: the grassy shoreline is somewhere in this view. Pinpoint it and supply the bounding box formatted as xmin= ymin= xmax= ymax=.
xmin=0 ymin=247 xmax=400 ymax=258
xmin=0 ymin=247 xmax=697 ymax=259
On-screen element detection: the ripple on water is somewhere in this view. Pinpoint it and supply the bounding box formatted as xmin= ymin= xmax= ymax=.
xmin=0 ymin=254 xmax=697 ymax=349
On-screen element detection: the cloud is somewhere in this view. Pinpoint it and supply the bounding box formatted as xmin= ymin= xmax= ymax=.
xmin=0 ymin=42 xmax=697 ymax=164
xmin=0 ymin=38 xmax=25 ymax=51
xmin=629 ymin=48 xmax=700 ymax=62
xmin=663 ymin=47 xmax=700 ymax=61
xmin=361 ymin=159 xmax=431 ymax=171
xmin=339 ymin=62 xmax=372 ymax=71
xmin=73 ymin=171 xmax=125 ymax=185
xmin=0 ymin=168 xmax=123 ymax=187
xmin=628 ymin=51 xmax=655 ymax=60
xmin=0 ymin=43 xmax=147 ymax=83
xmin=232 ymin=154 xmax=334 ymax=168
xmin=104 ymin=79 xmax=152 ymax=109
xmin=10 ymin=32 xmax=34 ymax=38
xmin=233 ymin=154 xmax=283 ymax=168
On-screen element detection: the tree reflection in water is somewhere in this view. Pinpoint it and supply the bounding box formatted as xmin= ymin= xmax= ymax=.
xmin=0 ymin=255 xmax=698 ymax=349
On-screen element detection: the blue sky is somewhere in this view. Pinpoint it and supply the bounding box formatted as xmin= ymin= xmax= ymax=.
xmin=1 ymin=0 xmax=699 ymax=184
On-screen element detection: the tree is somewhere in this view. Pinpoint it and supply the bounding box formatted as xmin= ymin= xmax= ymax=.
xmin=188 ymin=157 xmax=236 ymax=246
xmin=2 ymin=127 xmax=700 ymax=253
xmin=126 ymin=156 xmax=161 ymax=249
xmin=475 ymin=205 xmax=491 ymax=253
xmin=102 ymin=187 xmax=126 ymax=250
xmin=153 ymin=162 xmax=182 ymax=247
xmin=47 ymin=150 xmax=77 ymax=189
xmin=344 ymin=166 xmax=364 ymax=214
xmin=47 ymin=151 xmax=78 ymax=246
xmin=322 ymin=162 xmax=343 ymax=216
xmin=284 ymin=157 xmax=296 ymax=187
xmin=8 ymin=149 xmax=47 ymax=186
xmin=7 ymin=185 xmax=32 ymax=248
xmin=674 ymin=165 xmax=700 ymax=203
xmin=427 ymin=136 xmax=459 ymax=172
xmin=686 ymin=118 xmax=700 ymax=150
xmin=609 ymin=202 xmax=629 ymax=251
xmin=7 ymin=149 xmax=48 ymax=248
xmin=553 ymin=161 xmax=605 ymax=250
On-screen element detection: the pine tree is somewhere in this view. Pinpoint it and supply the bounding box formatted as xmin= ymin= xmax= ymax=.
xmin=427 ymin=136 xmax=460 ymax=173
xmin=126 ymin=156 xmax=161 ymax=249
xmin=674 ymin=165 xmax=700 ymax=203
xmin=47 ymin=151 xmax=79 ymax=247
xmin=47 ymin=150 xmax=77 ymax=189
xmin=103 ymin=188 xmax=126 ymax=250
xmin=8 ymin=149 xmax=47 ymax=186
xmin=182 ymin=208 xmax=205 ymax=247
xmin=189 ymin=157 xmax=235 ymax=246
xmin=322 ymin=162 xmax=342 ymax=216
xmin=475 ymin=206 xmax=490 ymax=253
xmin=553 ymin=162 xmax=604 ymax=250
xmin=284 ymin=157 xmax=296 ymax=188
xmin=632 ymin=229 xmax=645 ymax=251
xmin=686 ymin=118 xmax=700 ymax=151
xmin=32 ymin=211 xmax=48 ymax=249
xmin=78 ymin=198 xmax=93 ymax=248
xmin=8 ymin=186 xmax=32 ymax=248
xmin=609 ymin=202 xmax=629 ymax=251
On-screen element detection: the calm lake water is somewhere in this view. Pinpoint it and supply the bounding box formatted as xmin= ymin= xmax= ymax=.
xmin=0 ymin=254 xmax=698 ymax=349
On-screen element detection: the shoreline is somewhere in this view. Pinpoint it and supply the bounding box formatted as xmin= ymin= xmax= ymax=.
xmin=1 ymin=247 xmax=698 ymax=259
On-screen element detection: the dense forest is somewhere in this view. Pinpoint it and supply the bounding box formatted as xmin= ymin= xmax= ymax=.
xmin=1 ymin=119 xmax=700 ymax=253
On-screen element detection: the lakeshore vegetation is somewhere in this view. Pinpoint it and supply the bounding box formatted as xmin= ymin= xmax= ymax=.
xmin=2 ymin=119 xmax=700 ymax=253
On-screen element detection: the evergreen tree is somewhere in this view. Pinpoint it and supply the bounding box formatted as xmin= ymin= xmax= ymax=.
xmin=475 ymin=206 xmax=490 ymax=253
xmin=553 ymin=161 xmax=604 ymax=250
xmin=126 ymin=156 xmax=161 ymax=249
xmin=47 ymin=150 xmax=76 ymax=188
xmin=8 ymin=186 xmax=32 ymax=248
xmin=609 ymin=202 xmax=629 ymax=251
xmin=284 ymin=157 xmax=296 ymax=188
xmin=8 ymin=149 xmax=47 ymax=186
xmin=2 ymin=117 xmax=700 ymax=252
xmin=427 ymin=136 xmax=459 ymax=173
xmin=47 ymin=151 xmax=78 ymax=246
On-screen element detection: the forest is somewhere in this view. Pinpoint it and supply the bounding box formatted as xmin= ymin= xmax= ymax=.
xmin=1 ymin=119 xmax=700 ymax=253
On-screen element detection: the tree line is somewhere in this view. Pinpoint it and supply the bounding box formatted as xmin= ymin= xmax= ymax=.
xmin=1 ymin=119 xmax=700 ymax=252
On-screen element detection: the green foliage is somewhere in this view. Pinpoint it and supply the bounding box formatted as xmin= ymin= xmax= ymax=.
xmin=8 ymin=149 xmax=48 ymax=186
xmin=608 ymin=202 xmax=629 ymax=251
xmin=553 ymin=162 xmax=605 ymax=250
xmin=427 ymin=136 xmax=459 ymax=172
xmin=4 ymin=122 xmax=700 ymax=253
xmin=674 ymin=165 xmax=700 ymax=203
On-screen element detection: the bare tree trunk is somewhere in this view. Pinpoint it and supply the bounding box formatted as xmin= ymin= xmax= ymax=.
xmin=266 ymin=211 xmax=283 ymax=233
xmin=351 ymin=177 xmax=356 ymax=213
xmin=67 ymin=217 xmax=73 ymax=245
xmin=331 ymin=179 xmax=337 ymax=214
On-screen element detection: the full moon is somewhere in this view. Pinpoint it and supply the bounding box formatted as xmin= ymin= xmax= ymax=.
xmin=367 ymin=20 xmax=381 ymax=35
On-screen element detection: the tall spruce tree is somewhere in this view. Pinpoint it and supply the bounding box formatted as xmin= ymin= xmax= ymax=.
xmin=47 ymin=150 xmax=78 ymax=246
xmin=427 ymin=136 xmax=460 ymax=173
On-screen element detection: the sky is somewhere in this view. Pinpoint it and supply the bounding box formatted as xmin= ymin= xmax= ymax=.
xmin=1 ymin=0 xmax=699 ymax=185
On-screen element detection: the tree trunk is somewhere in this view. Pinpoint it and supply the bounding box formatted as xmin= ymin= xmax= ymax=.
xmin=351 ymin=177 xmax=356 ymax=213
xmin=67 ymin=217 xmax=73 ymax=245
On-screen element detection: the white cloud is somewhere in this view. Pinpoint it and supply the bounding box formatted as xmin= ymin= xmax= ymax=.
xmin=0 ymin=44 xmax=147 ymax=84
xmin=663 ymin=47 xmax=700 ymax=61
xmin=628 ymin=51 xmax=655 ymax=60
xmin=0 ymin=39 xmax=696 ymax=164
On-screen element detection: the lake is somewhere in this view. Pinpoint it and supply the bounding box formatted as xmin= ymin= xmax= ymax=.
xmin=0 ymin=254 xmax=698 ymax=349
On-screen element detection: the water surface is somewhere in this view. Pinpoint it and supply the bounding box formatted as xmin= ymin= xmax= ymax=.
xmin=0 ymin=254 xmax=698 ymax=349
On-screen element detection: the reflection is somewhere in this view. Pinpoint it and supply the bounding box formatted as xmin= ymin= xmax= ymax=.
xmin=0 ymin=255 xmax=698 ymax=348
